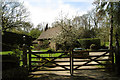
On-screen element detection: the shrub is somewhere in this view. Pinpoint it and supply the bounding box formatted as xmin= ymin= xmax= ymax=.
xmin=101 ymin=45 xmax=108 ymax=49
xmin=2 ymin=31 xmax=33 ymax=51
xmin=2 ymin=67 xmax=29 ymax=80
xmin=78 ymin=38 xmax=100 ymax=49
xmin=2 ymin=55 xmax=20 ymax=70
xmin=90 ymin=44 xmax=98 ymax=50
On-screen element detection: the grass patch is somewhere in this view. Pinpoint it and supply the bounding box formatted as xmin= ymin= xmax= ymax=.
xmin=40 ymin=49 xmax=48 ymax=52
xmin=32 ymin=49 xmax=49 ymax=52
xmin=0 ymin=51 xmax=13 ymax=55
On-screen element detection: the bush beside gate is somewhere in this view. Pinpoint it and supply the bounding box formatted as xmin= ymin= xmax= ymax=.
xmin=78 ymin=38 xmax=101 ymax=49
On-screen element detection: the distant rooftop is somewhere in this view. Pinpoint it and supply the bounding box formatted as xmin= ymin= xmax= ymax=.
xmin=37 ymin=26 xmax=61 ymax=40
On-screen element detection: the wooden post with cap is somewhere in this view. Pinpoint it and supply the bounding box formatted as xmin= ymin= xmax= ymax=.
xmin=23 ymin=35 xmax=27 ymax=67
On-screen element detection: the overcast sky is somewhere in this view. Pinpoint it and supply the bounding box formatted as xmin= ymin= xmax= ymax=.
xmin=19 ymin=0 xmax=95 ymax=27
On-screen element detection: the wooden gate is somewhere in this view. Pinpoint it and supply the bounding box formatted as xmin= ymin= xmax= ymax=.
xmin=70 ymin=50 xmax=113 ymax=75
xmin=28 ymin=51 xmax=73 ymax=73
xmin=28 ymin=50 xmax=113 ymax=75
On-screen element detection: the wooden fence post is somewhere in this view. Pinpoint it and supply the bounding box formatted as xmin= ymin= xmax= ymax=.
xmin=28 ymin=47 xmax=32 ymax=71
xmin=70 ymin=51 xmax=73 ymax=76
xmin=22 ymin=36 xmax=27 ymax=67
xmin=111 ymin=50 xmax=114 ymax=71
xmin=23 ymin=44 xmax=27 ymax=67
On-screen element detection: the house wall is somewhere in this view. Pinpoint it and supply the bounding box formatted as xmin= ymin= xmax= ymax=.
xmin=49 ymin=42 xmax=56 ymax=51
xmin=38 ymin=41 xmax=43 ymax=45
xmin=38 ymin=40 xmax=57 ymax=50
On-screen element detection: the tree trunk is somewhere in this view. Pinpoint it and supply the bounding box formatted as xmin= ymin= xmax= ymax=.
xmin=109 ymin=3 xmax=113 ymax=50
xmin=109 ymin=3 xmax=114 ymax=70
xmin=115 ymin=33 xmax=120 ymax=74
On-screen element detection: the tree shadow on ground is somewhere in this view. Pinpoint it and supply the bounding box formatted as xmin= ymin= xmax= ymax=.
xmin=29 ymin=73 xmax=98 ymax=80
xmin=28 ymin=70 xmax=120 ymax=80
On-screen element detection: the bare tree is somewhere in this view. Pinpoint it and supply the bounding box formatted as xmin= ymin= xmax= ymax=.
xmin=1 ymin=0 xmax=29 ymax=31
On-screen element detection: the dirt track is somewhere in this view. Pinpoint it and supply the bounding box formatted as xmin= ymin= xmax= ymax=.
xmin=30 ymin=70 xmax=120 ymax=80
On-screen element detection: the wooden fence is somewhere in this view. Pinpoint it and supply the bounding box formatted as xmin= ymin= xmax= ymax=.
xmin=27 ymin=49 xmax=113 ymax=75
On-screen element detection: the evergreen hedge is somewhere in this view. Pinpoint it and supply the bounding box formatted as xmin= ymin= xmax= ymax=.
xmin=78 ymin=38 xmax=101 ymax=49
xmin=2 ymin=31 xmax=34 ymax=51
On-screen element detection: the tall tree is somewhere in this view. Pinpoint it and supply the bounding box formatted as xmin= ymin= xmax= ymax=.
xmin=1 ymin=0 xmax=29 ymax=31
xmin=94 ymin=1 xmax=120 ymax=49
xmin=94 ymin=0 xmax=120 ymax=73
xmin=29 ymin=28 xmax=42 ymax=38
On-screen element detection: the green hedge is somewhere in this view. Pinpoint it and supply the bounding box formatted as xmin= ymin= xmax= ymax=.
xmin=2 ymin=31 xmax=34 ymax=51
xmin=2 ymin=55 xmax=20 ymax=70
xmin=2 ymin=67 xmax=29 ymax=80
xmin=78 ymin=38 xmax=101 ymax=49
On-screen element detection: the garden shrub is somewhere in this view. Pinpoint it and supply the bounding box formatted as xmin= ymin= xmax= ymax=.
xmin=90 ymin=44 xmax=97 ymax=50
xmin=78 ymin=38 xmax=100 ymax=49
xmin=2 ymin=31 xmax=33 ymax=51
xmin=100 ymin=45 xmax=108 ymax=49
xmin=2 ymin=54 xmax=20 ymax=70
xmin=2 ymin=67 xmax=29 ymax=80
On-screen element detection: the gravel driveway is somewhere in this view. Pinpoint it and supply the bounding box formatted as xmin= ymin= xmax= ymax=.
xmin=30 ymin=70 xmax=120 ymax=80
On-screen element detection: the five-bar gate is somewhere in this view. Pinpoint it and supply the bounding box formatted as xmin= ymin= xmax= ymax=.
xmin=28 ymin=50 xmax=113 ymax=75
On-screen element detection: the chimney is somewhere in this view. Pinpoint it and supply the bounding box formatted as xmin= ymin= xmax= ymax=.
xmin=45 ymin=24 xmax=48 ymax=31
